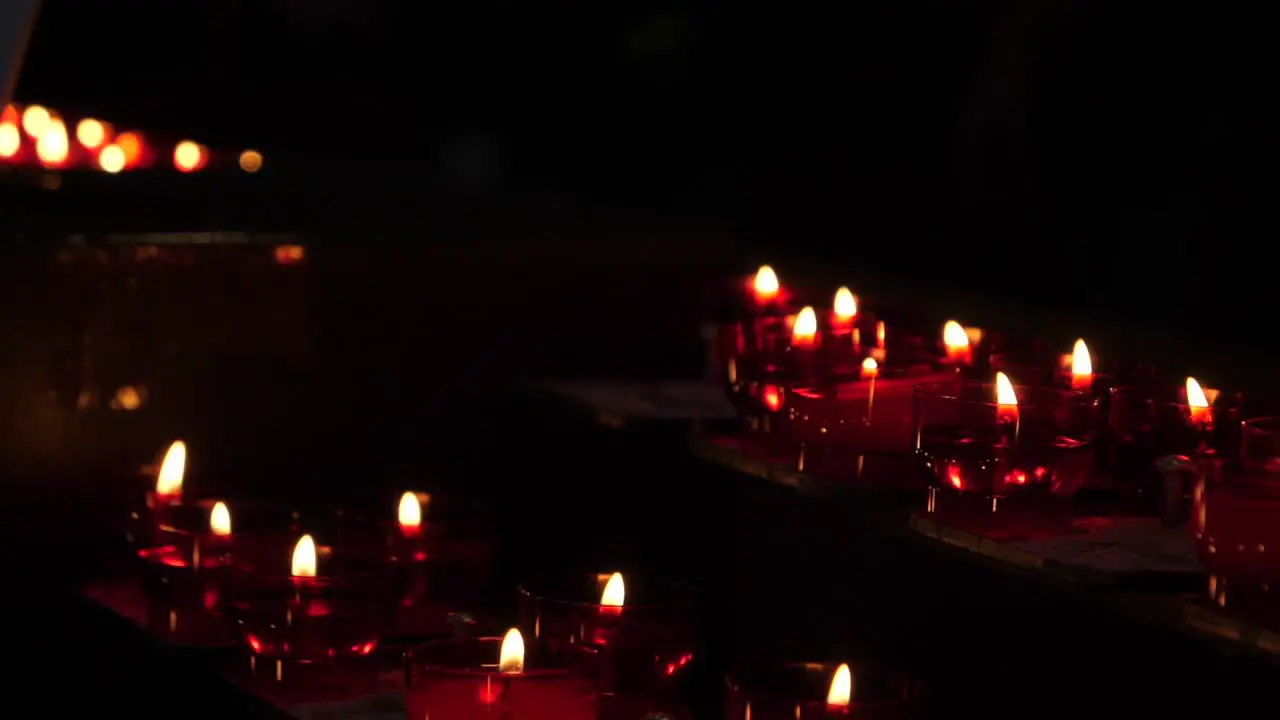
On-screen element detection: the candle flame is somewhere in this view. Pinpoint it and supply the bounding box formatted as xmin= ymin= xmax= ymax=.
xmin=995 ymin=372 xmax=1018 ymax=406
xmin=827 ymin=663 xmax=852 ymax=708
xmin=761 ymin=384 xmax=784 ymax=412
xmin=397 ymin=491 xmax=422 ymax=530
xmin=942 ymin=320 xmax=969 ymax=350
xmin=753 ymin=265 xmax=780 ymax=300
xmin=210 ymin=502 xmax=231 ymax=536
xmin=1186 ymin=377 xmax=1209 ymax=408
xmin=498 ymin=628 xmax=525 ymax=674
xmin=792 ymin=306 xmax=818 ymax=342
xmin=291 ymin=534 xmax=317 ymax=578
xmin=1071 ymin=339 xmax=1092 ymax=376
xmin=156 ymin=440 xmax=187 ymax=498
xmin=861 ymin=357 xmax=879 ymax=378
xmin=600 ymin=572 xmax=625 ymax=607
xmin=833 ymin=287 xmax=857 ymax=319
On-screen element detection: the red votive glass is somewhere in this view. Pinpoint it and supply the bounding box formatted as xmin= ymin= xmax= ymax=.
xmin=228 ymin=541 xmax=385 ymax=698
xmin=913 ymin=379 xmax=1097 ymax=527
xmin=1190 ymin=417 xmax=1280 ymax=629
xmin=516 ymin=573 xmax=696 ymax=700
xmin=405 ymin=632 xmax=598 ymax=720
xmin=725 ymin=661 xmax=920 ymax=719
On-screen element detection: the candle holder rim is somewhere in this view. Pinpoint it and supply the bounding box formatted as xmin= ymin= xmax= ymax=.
xmin=406 ymin=635 xmax=584 ymax=677
xmin=913 ymin=380 xmax=1091 ymax=408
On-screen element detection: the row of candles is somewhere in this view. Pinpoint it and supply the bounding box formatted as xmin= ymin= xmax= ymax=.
xmin=727 ymin=263 xmax=1223 ymax=504
xmin=135 ymin=440 xmax=889 ymax=718
xmin=1 ymin=102 xmax=263 ymax=173
xmin=727 ymin=264 xmax=1280 ymax=632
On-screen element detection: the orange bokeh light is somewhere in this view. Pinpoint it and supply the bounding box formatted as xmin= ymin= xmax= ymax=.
xmin=21 ymin=105 xmax=50 ymax=138
xmin=239 ymin=149 xmax=263 ymax=173
xmin=174 ymin=140 xmax=206 ymax=172
xmin=35 ymin=118 xmax=70 ymax=167
xmin=115 ymin=132 xmax=144 ymax=167
xmin=75 ymin=118 xmax=109 ymax=149
xmin=0 ymin=122 xmax=19 ymax=158
xmin=98 ymin=144 xmax=126 ymax=173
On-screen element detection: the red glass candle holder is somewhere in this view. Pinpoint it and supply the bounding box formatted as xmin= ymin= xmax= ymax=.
xmin=913 ymin=380 xmax=1097 ymax=531
xmin=1188 ymin=417 xmax=1280 ymax=629
xmin=516 ymin=573 xmax=696 ymax=697
xmin=725 ymin=662 xmax=920 ymax=719
xmin=405 ymin=635 xmax=598 ymax=720
xmin=136 ymin=538 xmax=235 ymax=647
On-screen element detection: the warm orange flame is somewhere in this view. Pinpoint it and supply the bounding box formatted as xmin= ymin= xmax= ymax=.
xmin=174 ymin=140 xmax=206 ymax=172
xmin=875 ymin=321 xmax=886 ymax=347
xmin=761 ymin=384 xmax=784 ymax=412
xmin=827 ymin=663 xmax=852 ymax=708
xmin=0 ymin=122 xmax=18 ymax=158
xmin=861 ymin=357 xmax=879 ymax=378
xmin=156 ymin=440 xmax=187 ymax=499
xmin=833 ymin=287 xmax=857 ymax=320
xmin=21 ymin=105 xmax=50 ymax=138
xmin=995 ymin=372 xmax=1018 ymax=407
xmin=0 ymin=104 xmax=17 ymax=125
xmin=99 ymin=144 xmax=125 ymax=173
xmin=239 ymin=149 xmax=263 ymax=173
xmin=75 ymin=118 xmax=108 ymax=149
xmin=397 ymin=491 xmax=422 ymax=531
xmin=753 ymin=265 xmax=780 ymax=302
xmin=943 ymin=321 xmax=969 ymax=350
xmin=1186 ymin=377 xmax=1209 ymax=409
xmin=35 ymin=118 xmax=69 ymax=167
xmin=498 ymin=628 xmax=525 ymax=674
xmin=210 ymin=502 xmax=231 ymax=536
xmin=116 ymin=132 xmax=143 ymax=166
xmin=291 ymin=534 xmax=317 ymax=578
xmin=792 ymin=306 xmax=818 ymax=345
xmin=1071 ymin=339 xmax=1092 ymax=376
xmin=600 ymin=572 xmax=625 ymax=607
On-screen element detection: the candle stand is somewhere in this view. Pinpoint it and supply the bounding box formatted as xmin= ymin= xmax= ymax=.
xmin=725 ymin=662 xmax=920 ymax=720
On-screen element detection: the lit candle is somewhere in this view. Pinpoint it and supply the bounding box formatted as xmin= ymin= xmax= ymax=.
xmin=291 ymin=534 xmax=318 ymax=581
xmin=397 ymin=491 xmax=423 ymax=538
xmin=995 ymin=371 xmax=1020 ymax=443
xmin=150 ymin=440 xmax=186 ymax=508
xmin=826 ymin=663 xmax=852 ymax=714
xmin=191 ymin=500 xmax=233 ymax=569
xmin=861 ymin=357 xmax=879 ymax=423
xmin=942 ymin=321 xmax=971 ymax=365
xmin=1186 ymin=376 xmax=1212 ymax=427
xmin=871 ymin=321 xmax=886 ymax=362
xmin=406 ymin=628 xmax=598 ymax=720
xmin=791 ymin=307 xmax=818 ymax=348
xmin=599 ymin=571 xmax=625 ymax=617
xmin=753 ymin=265 xmax=780 ymax=306
xmin=831 ymin=287 xmax=857 ymax=333
xmin=1069 ymin=338 xmax=1093 ymax=391
xmin=761 ymin=384 xmax=785 ymax=413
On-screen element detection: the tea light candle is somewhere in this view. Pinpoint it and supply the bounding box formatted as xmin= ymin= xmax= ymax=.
xmin=941 ymin=321 xmax=971 ymax=366
xmin=1069 ymin=338 xmax=1093 ymax=391
xmin=752 ymin=265 xmax=780 ymax=307
xmin=995 ymin=371 xmax=1020 ymax=443
xmin=830 ymin=287 xmax=857 ymax=334
xmin=726 ymin=661 xmax=915 ymax=719
xmin=405 ymin=629 xmax=597 ymax=720
xmin=1186 ymin=376 xmax=1213 ymax=428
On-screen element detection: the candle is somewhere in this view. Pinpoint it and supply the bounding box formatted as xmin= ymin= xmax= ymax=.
xmin=831 ymin=287 xmax=857 ymax=333
xmin=398 ymin=491 xmax=423 ymax=537
xmin=791 ymin=307 xmax=818 ymax=348
xmin=861 ymin=358 xmax=878 ymax=423
xmin=871 ymin=321 xmax=886 ymax=362
xmin=599 ymin=571 xmax=625 ymax=617
xmin=1069 ymin=338 xmax=1093 ymax=391
xmin=726 ymin=661 xmax=915 ymax=719
xmin=405 ymin=629 xmax=597 ymax=720
xmin=752 ymin=265 xmax=780 ymax=306
xmin=995 ymin=371 xmax=1019 ymax=443
xmin=1186 ymin=376 xmax=1213 ymax=428
xmin=192 ymin=501 xmax=233 ymax=570
xmin=149 ymin=440 xmax=187 ymax=509
xmin=941 ymin=320 xmax=971 ymax=366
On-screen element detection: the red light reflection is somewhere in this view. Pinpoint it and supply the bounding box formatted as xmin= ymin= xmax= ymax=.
xmin=761 ymin=384 xmax=784 ymax=412
xmin=947 ymin=464 xmax=963 ymax=489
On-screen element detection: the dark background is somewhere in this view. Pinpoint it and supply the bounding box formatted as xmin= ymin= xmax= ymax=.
xmin=9 ymin=2 xmax=1280 ymax=363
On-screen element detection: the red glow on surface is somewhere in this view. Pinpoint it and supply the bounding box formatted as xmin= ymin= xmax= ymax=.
xmin=353 ymin=640 xmax=377 ymax=655
xmin=761 ymin=384 xmax=784 ymax=412
xmin=1006 ymin=469 xmax=1028 ymax=485
xmin=116 ymin=132 xmax=144 ymax=167
xmin=275 ymin=245 xmax=305 ymax=265
xmin=664 ymin=653 xmax=694 ymax=676
xmin=247 ymin=634 xmax=263 ymax=654
xmin=202 ymin=586 xmax=220 ymax=610
xmin=947 ymin=464 xmax=963 ymax=490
